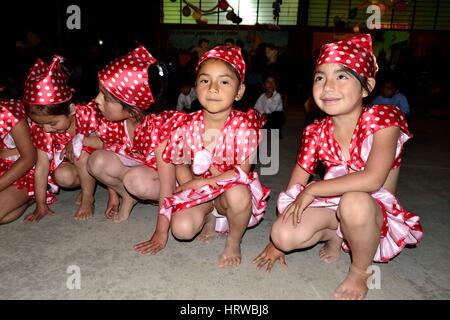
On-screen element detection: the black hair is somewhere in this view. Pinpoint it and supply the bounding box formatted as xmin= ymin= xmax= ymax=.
xmin=341 ymin=66 xmax=374 ymax=99
xmin=196 ymin=58 xmax=242 ymax=85
xmin=103 ymin=61 xmax=169 ymax=121
xmin=25 ymin=100 xmax=71 ymax=116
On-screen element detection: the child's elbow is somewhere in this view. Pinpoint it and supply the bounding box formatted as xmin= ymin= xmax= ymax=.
xmin=364 ymin=174 xmax=385 ymax=192
xmin=25 ymin=149 xmax=38 ymax=169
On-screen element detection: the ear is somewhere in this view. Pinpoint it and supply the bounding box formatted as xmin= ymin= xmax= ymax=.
xmin=363 ymin=77 xmax=376 ymax=98
xmin=69 ymin=103 xmax=76 ymax=116
xmin=235 ymin=83 xmax=246 ymax=101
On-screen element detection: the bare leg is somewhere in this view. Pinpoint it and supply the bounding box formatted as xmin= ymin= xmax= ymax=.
xmin=270 ymin=207 xmax=338 ymax=253
xmin=105 ymin=187 xmax=120 ymax=219
xmin=73 ymin=151 xmax=96 ymax=221
xmin=215 ymin=185 xmax=252 ymax=268
xmin=87 ymin=150 xmax=136 ymax=222
xmin=196 ymin=210 xmax=217 ymax=243
xmin=171 ymin=202 xmax=214 ymax=241
xmin=334 ymin=192 xmax=383 ymax=300
xmin=319 ymin=229 xmax=343 ymax=263
xmin=0 ymin=186 xmax=31 ymax=224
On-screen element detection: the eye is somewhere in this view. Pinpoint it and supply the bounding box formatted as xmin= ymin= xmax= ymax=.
xmin=199 ymin=79 xmax=209 ymax=84
xmin=337 ymin=73 xmax=348 ymax=80
xmin=221 ymin=80 xmax=230 ymax=85
xmin=314 ymin=75 xmax=323 ymax=82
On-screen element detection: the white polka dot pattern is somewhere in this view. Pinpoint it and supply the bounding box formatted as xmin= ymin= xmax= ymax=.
xmin=23 ymin=56 xmax=73 ymax=105
xmin=296 ymin=105 xmax=410 ymax=174
xmin=98 ymin=45 xmax=157 ymax=109
xmin=196 ymin=45 xmax=246 ymax=82
xmin=0 ymin=99 xmax=26 ymax=146
xmin=316 ymin=34 xmax=378 ymax=79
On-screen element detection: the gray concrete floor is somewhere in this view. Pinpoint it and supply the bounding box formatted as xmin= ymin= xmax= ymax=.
xmin=1 ymin=102 xmax=449 ymax=300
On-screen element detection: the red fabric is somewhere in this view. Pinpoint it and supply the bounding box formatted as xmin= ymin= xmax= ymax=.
xmin=23 ymin=55 xmax=73 ymax=105
xmin=98 ymin=110 xmax=184 ymax=170
xmin=98 ymin=45 xmax=157 ymax=109
xmin=296 ymin=105 xmax=410 ymax=175
xmin=0 ymin=99 xmax=27 ymax=147
xmin=163 ymin=109 xmax=265 ymax=177
xmin=316 ymin=34 xmax=378 ymax=79
xmin=196 ymin=45 xmax=246 ymax=81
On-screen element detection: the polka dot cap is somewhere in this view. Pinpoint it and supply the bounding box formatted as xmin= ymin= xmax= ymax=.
xmin=196 ymin=45 xmax=246 ymax=82
xmin=316 ymin=34 xmax=378 ymax=79
xmin=98 ymin=45 xmax=157 ymax=109
xmin=23 ymin=55 xmax=73 ymax=105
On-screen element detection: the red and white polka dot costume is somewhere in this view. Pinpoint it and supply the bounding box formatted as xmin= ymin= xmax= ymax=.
xmin=160 ymin=109 xmax=271 ymax=233
xmin=23 ymin=56 xmax=73 ymax=105
xmin=276 ymin=33 xmax=423 ymax=262
xmin=96 ymin=110 xmax=184 ymax=170
xmin=97 ymin=45 xmax=185 ymax=169
xmin=30 ymin=100 xmax=101 ymax=203
xmin=0 ymin=99 xmax=36 ymax=198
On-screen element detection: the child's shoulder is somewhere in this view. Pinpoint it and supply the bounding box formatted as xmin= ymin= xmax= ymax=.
xmin=0 ymin=99 xmax=26 ymax=123
xmin=361 ymin=105 xmax=410 ymax=136
xmin=363 ymin=104 xmax=404 ymax=121
xmin=230 ymin=108 xmax=266 ymax=130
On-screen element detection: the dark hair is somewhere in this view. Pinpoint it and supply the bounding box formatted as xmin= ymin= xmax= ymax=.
xmin=341 ymin=66 xmax=373 ymax=93
xmin=25 ymin=100 xmax=71 ymax=116
xmin=103 ymin=62 xmax=169 ymax=121
xmin=224 ymin=38 xmax=235 ymax=45
xmin=196 ymin=58 xmax=242 ymax=85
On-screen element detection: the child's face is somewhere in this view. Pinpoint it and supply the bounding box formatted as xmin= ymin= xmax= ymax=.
xmin=381 ymin=83 xmax=396 ymax=98
xmin=95 ymin=85 xmax=132 ymax=122
xmin=196 ymin=59 xmax=245 ymax=115
xmin=263 ymin=77 xmax=276 ymax=93
xmin=29 ymin=113 xmax=73 ymax=134
xmin=313 ymin=63 xmax=369 ymax=117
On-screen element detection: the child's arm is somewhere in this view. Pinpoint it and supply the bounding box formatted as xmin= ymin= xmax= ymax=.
xmin=284 ymin=126 xmax=400 ymax=226
xmin=134 ymin=140 xmax=176 ymax=254
xmin=0 ymin=121 xmax=36 ymax=192
xmin=82 ymin=136 xmax=104 ymax=149
xmin=24 ymin=149 xmax=55 ymax=222
xmin=308 ymin=126 xmax=400 ymax=196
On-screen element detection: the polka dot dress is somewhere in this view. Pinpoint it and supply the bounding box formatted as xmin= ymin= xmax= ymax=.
xmin=286 ymin=104 xmax=423 ymax=262
xmin=160 ymin=109 xmax=271 ymax=233
xmin=29 ymin=100 xmax=101 ymax=203
xmin=98 ymin=110 xmax=184 ymax=170
xmin=0 ymin=99 xmax=37 ymax=199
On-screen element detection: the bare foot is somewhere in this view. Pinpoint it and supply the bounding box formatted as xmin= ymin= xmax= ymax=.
xmin=112 ymin=194 xmax=137 ymax=223
xmin=218 ymin=238 xmax=241 ymax=268
xmin=319 ymin=234 xmax=342 ymax=263
xmin=197 ymin=212 xmax=216 ymax=243
xmin=74 ymin=197 xmax=95 ymax=221
xmin=134 ymin=230 xmax=168 ymax=255
xmin=75 ymin=191 xmax=82 ymax=205
xmin=334 ymin=265 xmax=372 ymax=300
xmin=105 ymin=190 xmax=120 ymax=219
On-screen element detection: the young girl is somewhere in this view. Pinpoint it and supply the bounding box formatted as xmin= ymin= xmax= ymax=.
xmin=253 ymin=34 xmax=423 ymax=299
xmin=157 ymin=46 xmax=270 ymax=267
xmin=0 ymin=97 xmax=36 ymax=224
xmin=23 ymin=55 xmax=103 ymax=222
xmin=87 ymin=46 xmax=181 ymax=253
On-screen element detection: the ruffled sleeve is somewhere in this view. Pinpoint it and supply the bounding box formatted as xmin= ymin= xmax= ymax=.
xmin=0 ymin=99 xmax=26 ymax=140
xmin=296 ymin=121 xmax=320 ymax=175
xmin=358 ymin=105 xmax=412 ymax=168
xmin=30 ymin=122 xmax=53 ymax=154
xmin=232 ymin=108 xmax=266 ymax=165
xmin=75 ymin=100 xmax=101 ymax=136
xmin=162 ymin=112 xmax=190 ymax=164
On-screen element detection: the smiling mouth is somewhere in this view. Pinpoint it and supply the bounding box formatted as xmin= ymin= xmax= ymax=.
xmin=321 ymin=98 xmax=341 ymax=104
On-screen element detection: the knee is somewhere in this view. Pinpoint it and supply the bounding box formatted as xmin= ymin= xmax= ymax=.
xmin=270 ymin=218 xmax=306 ymax=252
xmin=171 ymin=216 xmax=198 ymax=240
xmin=338 ymin=192 xmax=375 ymax=227
xmin=223 ymin=186 xmax=251 ymax=214
xmin=53 ymin=167 xmax=77 ymax=187
xmin=87 ymin=151 xmax=109 ymax=176
xmin=123 ymin=172 xmax=157 ymax=199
